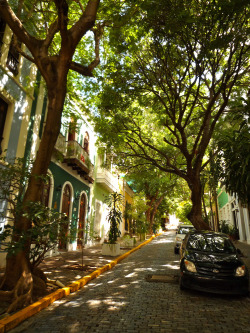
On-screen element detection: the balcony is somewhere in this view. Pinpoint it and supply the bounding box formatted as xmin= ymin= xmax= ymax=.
xmin=63 ymin=140 xmax=94 ymax=183
xmin=54 ymin=133 xmax=67 ymax=156
xmin=96 ymin=168 xmax=119 ymax=193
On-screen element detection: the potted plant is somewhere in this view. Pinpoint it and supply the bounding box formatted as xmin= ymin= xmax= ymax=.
xmin=220 ymin=220 xmax=239 ymax=241
xmin=102 ymin=192 xmax=122 ymax=256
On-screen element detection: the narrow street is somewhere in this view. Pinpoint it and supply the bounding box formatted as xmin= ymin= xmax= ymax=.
xmin=11 ymin=231 xmax=250 ymax=333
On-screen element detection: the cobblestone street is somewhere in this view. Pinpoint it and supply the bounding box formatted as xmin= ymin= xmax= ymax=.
xmin=11 ymin=231 xmax=250 ymax=333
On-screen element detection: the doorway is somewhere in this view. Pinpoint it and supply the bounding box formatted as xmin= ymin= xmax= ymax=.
xmin=77 ymin=193 xmax=86 ymax=248
xmin=59 ymin=184 xmax=71 ymax=249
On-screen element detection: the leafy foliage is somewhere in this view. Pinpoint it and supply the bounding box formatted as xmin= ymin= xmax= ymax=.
xmin=127 ymin=192 xmax=148 ymax=235
xmin=214 ymin=102 xmax=250 ymax=203
xmin=220 ymin=220 xmax=239 ymax=239
xmin=0 ymin=156 xmax=68 ymax=269
xmin=91 ymin=0 xmax=249 ymax=229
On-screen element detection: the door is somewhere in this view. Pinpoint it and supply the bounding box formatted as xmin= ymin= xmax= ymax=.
xmin=77 ymin=193 xmax=86 ymax=248
xmin=59 ymin=184 xmax=71 ymax=249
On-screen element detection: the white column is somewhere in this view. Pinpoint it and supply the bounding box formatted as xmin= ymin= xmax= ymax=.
xmin=242 ymin=207 xmax=250 ymax=244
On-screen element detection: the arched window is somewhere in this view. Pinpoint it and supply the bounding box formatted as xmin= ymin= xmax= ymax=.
xmin=77 ymin=193 xmax=86 ymax=248
xmin=83 ymin=132 xmax=89 ymax=154
xmin=62 ymin=184 xmax=71 ymax=217
xmin=6 ymin=35 xmax=21 ymax=76
xmin=59 ymin=184 xmax=72 ymax=249
xmin=40 ymin=176 xmax=51 ymax=207
xmin=68 ymin=118 xmax=77 ymax=141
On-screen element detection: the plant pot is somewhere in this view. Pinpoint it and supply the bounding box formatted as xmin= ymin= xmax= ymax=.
xmin=102 ymin=243 xmax=120 ymax=256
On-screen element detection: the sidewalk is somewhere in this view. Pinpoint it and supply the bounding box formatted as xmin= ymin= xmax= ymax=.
xmin=37 ymin=242 xmax=138 ymax=288
xmin=0 ymin=240 xmax=146 ymax=296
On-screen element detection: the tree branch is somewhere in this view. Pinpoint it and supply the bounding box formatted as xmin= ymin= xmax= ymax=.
xmin=69 ymin=61 xmax=94 ymax=77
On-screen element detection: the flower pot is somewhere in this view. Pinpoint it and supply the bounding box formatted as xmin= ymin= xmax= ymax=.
xmin=101 ymin=243 xmax=120 ymax=256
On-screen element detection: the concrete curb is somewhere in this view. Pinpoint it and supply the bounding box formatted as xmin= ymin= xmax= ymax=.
xmin=0 ymin=234 xmax=159 ymax=332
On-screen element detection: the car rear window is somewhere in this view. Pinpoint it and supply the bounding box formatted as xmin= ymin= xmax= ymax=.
xmin=187 ymin=234 xmax=236 ymax=254
xmin=178 ymin=227 xmax=193 ymax=234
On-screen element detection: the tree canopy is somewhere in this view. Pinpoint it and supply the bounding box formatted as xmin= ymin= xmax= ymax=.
xmin=214 ymin=95 xmax=250 ymax=203
xmin=93 ymin=0 xmax=250 ymax=229
xmin=124 ymin=164 xmax=178 ymax=232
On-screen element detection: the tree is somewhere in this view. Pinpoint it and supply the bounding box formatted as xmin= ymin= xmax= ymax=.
xmin=127 ymin=192 xmax=148 ymax=238
xmin=0 ymin=0 xmax=137 ymax=311
xmin=0 ymin=157 xmax=69 ymax=312
xmin=215 ymin=97 xmax=250 ymax=204
xmin=105 ymin=192 xmax=122 ymax=244
xmin=93 ymin=0 xmax=250 ymax=231
xmin=124 ymin=165 xmax=178 ymax=233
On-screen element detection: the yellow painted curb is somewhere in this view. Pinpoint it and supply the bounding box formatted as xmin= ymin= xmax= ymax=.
xmin=0 ymin=233 xmax=160 ymax=332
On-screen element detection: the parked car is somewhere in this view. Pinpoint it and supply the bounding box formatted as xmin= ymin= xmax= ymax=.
xmin=179 ymin=230 xmax=249 ymax=296
xmin=174 ymin=224 xmax=195 ymax=254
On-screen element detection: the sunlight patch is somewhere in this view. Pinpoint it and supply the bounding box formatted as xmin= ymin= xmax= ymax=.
xmin=125 ymin=272 xmax=137 ymax=278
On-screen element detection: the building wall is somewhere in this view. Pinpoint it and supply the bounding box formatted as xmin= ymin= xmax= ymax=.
xmin=217 ymin=187 xmax=250 ymax=244
xmin=0 ymin=19 xmax=135 ymax=269
xmin=49 ymin=161 xmax=92 ymax=250
xmin=0 ymin=22 xmax=40 ymax=267
xmin=91 ymin=182 xmax=110 ymax=241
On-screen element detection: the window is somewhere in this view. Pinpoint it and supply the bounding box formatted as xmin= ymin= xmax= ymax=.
xmin=77 ymin=193 xmax=86 ymax=248
xmin=59 ymin=184 xmax=72 ymax=249
xmin=6 ymin=35 xmax=21 ymax=76
xmin=83 ymin=132 xmax=89 ymax=154
xmin=0 ymin=14 xmax=6 ymax=54
xmin=0 ymin=98 xmax=8 ymax=155
xmin=40 ymin=176 xmax=51 ymax=207
xmin=68 ymin=118 xmax=78 ymax=141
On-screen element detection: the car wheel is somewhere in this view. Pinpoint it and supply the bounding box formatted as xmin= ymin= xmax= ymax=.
xmin=174 ymin=247 xmax=179 ymax=254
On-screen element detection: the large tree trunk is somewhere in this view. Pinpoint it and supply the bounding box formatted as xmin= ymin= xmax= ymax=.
xmin=149 ymin=196 xmax=164 ymax=233
xmin=146 ymin=194 xmax=157 ymax=234
xmin=187 ymin=177 xmax=210 ymax=231
xmin=0 ymin=0 xmax=100 ymax=314
xmin=1 ymin=82 xmax=67 ymax=312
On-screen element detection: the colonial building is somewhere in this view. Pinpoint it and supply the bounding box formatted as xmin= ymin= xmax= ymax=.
xmin=0 ymin=17 xmax=133 ymax=267
xmin=218 ymin=186 xmax=250 ymax=244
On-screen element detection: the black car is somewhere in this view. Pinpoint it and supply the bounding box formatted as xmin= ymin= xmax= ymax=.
xmin=179 ymin=230 xmax=249 ymax=296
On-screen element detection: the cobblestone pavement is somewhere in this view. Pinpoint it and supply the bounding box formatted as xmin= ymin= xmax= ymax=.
xmin=11 ymin=231 xmax=250 ymax=333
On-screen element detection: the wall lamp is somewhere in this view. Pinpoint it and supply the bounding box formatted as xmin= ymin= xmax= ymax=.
xmin=56 ymin=184 xmax=62 ymax=192
xmin=74 ymin=193 xmax=80 ymax=201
